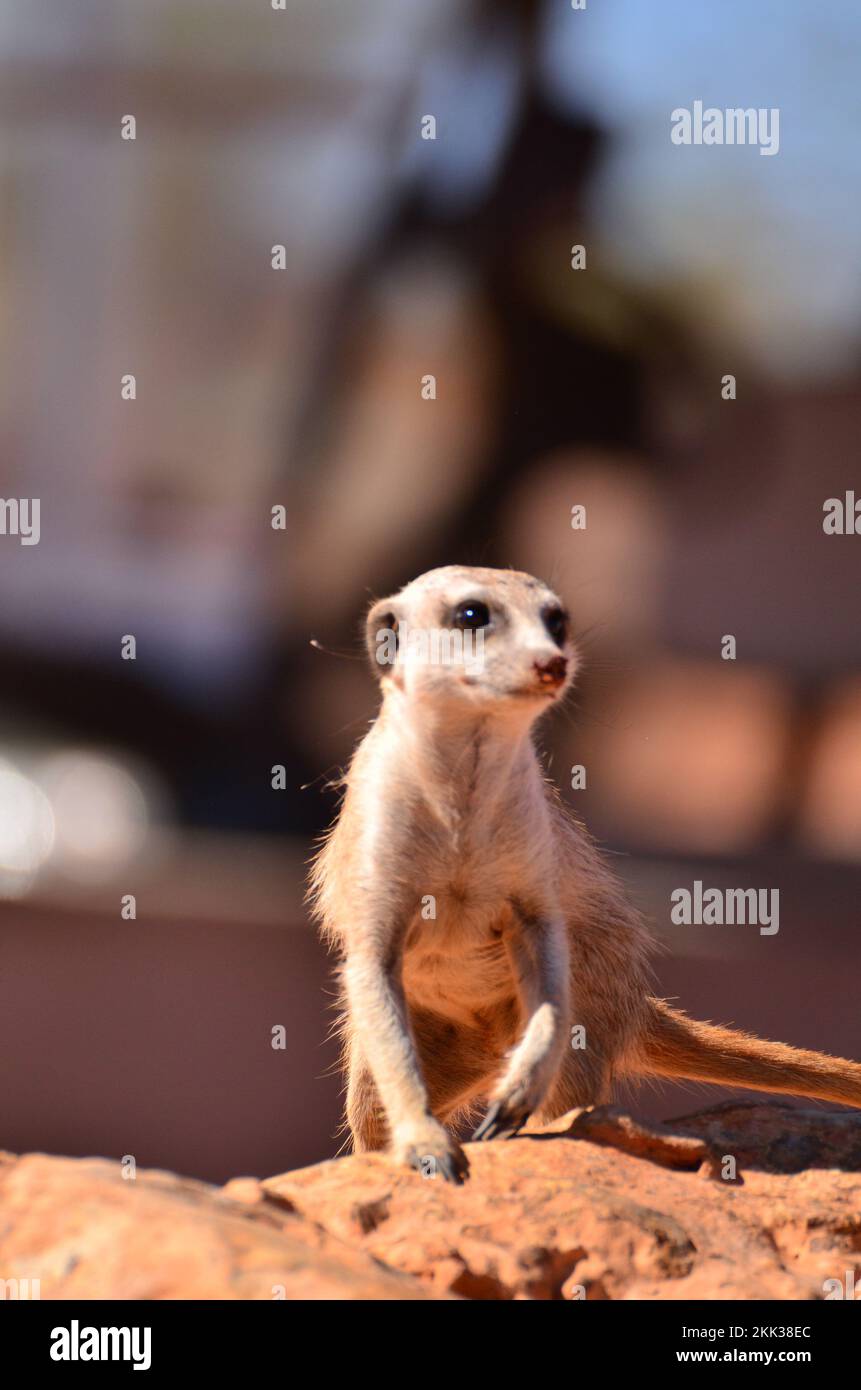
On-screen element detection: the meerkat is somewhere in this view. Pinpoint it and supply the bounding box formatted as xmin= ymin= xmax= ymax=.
xmin=309 ymin=565 xmax=861 ymax=1182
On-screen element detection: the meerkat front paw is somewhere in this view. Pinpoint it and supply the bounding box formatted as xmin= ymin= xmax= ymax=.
xmin=473 ymin=1001 xmax=563 ymax=1141
xmin=471 ymin=1067 xmax=549 ymax=1141
xmin=393 ymin=1117 xmax=470 ymax=1184
xmin=471 ymin=1092 xmax=531 ymax=1142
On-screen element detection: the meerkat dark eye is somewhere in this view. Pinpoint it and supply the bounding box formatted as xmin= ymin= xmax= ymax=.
xmin=452 ymin=599 xmax=491 ymax=631
xmin=543 ymin=606 xmax=569 ymax=648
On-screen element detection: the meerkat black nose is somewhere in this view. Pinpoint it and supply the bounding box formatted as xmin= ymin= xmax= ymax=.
xmin=533 ymin=655 xmax=568 ymax=686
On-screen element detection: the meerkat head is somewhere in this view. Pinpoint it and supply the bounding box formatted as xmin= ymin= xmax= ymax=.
xmin=365 ymin=565 xmax=576 ymax=718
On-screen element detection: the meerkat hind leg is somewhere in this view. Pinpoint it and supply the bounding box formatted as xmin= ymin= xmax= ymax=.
xmin=533 ymin=1045 xmax=612 ymax=1124
xmin=346 ymin=1056 xmax=389 ymax=1154
xmin=529 ymin=1051 xmax=720 ymax=1173
xmin=414 ymin=1011 xmax=500 ymax=1168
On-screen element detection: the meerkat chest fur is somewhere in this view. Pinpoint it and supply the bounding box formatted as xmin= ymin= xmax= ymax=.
xmin=405 ymin=739 xmax=554 ymax=1025
xmin=357 ymin=700 xmax=557 ymax=1028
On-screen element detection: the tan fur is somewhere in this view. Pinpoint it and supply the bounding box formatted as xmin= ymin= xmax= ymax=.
xmin=309 ymin=566 xmax=861 ymax=1180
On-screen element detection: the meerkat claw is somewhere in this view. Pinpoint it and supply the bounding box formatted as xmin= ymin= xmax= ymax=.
xmin=470 ymin=1102 xmax=501 ymax=1141
xmin=437 ymin=1152 xmax=469 ymax=1185
xmin=405 ymin=1142 xmax=469 ymax=1184
xmin=471 ymin=1101 xmax=529 ymax=1142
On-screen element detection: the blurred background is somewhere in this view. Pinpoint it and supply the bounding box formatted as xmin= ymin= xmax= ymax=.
xmin=1 ymin=0 xmax=860 ymax=1183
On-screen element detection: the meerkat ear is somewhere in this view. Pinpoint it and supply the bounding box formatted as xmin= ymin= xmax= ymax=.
xmin=365 ymin=597 xmax=400 ymax=675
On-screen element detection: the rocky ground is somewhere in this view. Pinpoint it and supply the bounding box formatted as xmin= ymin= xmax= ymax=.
xmin=2 ymin=1103 xmax=860 ymax=1300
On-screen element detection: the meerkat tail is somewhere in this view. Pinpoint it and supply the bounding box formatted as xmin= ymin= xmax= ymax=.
xmin=639 ymin=998 xmax=861 ymax=1109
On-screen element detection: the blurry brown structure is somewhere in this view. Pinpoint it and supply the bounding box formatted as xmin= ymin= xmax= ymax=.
xmin=0 ymin=0 xmax=859 ymax=1179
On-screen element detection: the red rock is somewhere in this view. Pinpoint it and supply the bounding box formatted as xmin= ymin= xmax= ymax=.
xmin=0 ymin=1152 xmax=434 ymax=1299
xmin=3 ymin=1103 xmax=859 ymax=1300
xmin=264 ymin=1104 xmax=861 ymax=1300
